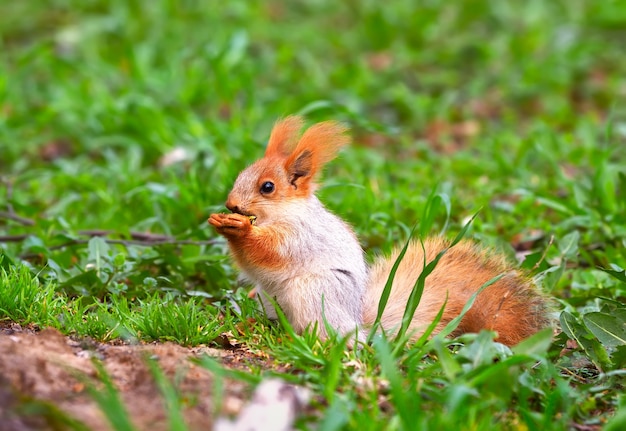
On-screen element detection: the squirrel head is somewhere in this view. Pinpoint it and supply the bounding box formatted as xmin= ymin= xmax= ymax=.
xmin=224 ymin=116 xmax=350 ymax=223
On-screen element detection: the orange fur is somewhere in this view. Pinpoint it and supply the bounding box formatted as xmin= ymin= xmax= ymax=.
xmin=278 ymin=119 xmax=350 ymax=197
xmin=265 ymin=116 xmax=304 ymax=157
xmin=209 ymin=117 xmax=552 ymax=347
xmin=284 ymin=121 xmax=350 ymax=177
xmin=363 ymin=238 xmax=551 ymax=346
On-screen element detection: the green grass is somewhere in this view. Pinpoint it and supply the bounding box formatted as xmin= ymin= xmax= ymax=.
xmin=0 ymin=260 xmax=232 ymax=345
xmin=1 ymin=0 xmax=626 ymax=429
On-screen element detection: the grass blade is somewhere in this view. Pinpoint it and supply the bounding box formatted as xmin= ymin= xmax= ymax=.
xmin=86 ymin=359 xmax=136 ymax=431
xmin=394 ymin=212 xmax=479 ymax=343
xmin=368 ymin=224 xmax=417 ymax=344
xmin=372 ymin=336 xmax=416 ymax=428
xmin=145 ymin=357 xmax=189 ymax=431
xmin=434 ymin=273 xmax=504 ymax=341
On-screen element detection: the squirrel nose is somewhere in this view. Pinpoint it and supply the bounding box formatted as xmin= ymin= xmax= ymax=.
xmin=225 ymin=199 xmax=240 ymax=214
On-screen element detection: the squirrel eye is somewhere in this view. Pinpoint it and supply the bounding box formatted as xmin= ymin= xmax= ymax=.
xmin=260 ymin=181 xmax=275 ymax=194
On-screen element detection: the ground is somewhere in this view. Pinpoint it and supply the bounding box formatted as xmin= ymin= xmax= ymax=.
xmin=0 ymin=323 xmax=255 ymax=431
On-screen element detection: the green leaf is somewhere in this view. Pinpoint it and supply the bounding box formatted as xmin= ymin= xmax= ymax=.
xmin=59 ymin=270 xmax=103 ymax=291
xmin=535 ymin=197 xmax=575 ymax=216
xmin=605 ymin=402 xmax=626 ymax=431
xmin=598 ymin=265 xmax=626 ymax=284
xmin=583 ymin=312 xmax=626 ymax=347
xmin=560 ymin=311 xmax=612 ymax=371
xmin=560 ymin=311 xmax=585 ymax=341
xmin=467 ymin=354 xmax=533 ymax=396
xmin=511 ymin=328 xmax=553 ymax=356
xmin=520 ymin=250 xmax=550 ymax=272
xmin=541 ymin=261 xmax=565 ymax=292
xmin=557 ymin=230 xmax=579 ymax=259
xmin=88 ymin=236 xmax=110 ymax=277
xmin=432 ymin=337 xmax=461 ymax=379
xmin=611 ymin=346 xmax=626 ymax=368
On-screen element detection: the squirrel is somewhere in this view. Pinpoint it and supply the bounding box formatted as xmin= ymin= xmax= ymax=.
xmin=208 ymin=116 xmax=551 ymax=346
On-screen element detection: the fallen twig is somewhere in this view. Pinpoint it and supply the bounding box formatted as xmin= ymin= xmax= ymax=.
xmin=0 ymin=211 xmax=36 ymax=226
xmin=1 ymin=176 xmax=36 ymax=226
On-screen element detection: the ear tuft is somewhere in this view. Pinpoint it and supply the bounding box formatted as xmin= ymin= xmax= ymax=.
xmin=265 ymin=115 xmax=304 ymax=157
xmin=284 ymin=120 xmax=350 ymax=188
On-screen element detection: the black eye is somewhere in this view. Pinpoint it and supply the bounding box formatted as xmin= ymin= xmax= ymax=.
xmin=260 ymin=181 xmax=275 ymax=194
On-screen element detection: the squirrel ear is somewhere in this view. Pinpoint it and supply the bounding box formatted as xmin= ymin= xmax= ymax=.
xmin=265 ymin=116 xmax=304 ymax=158
xmin=284 ymin=121 xmax=350 ymax=189
xmin=287 ymin=149 xmax=313 ymax=187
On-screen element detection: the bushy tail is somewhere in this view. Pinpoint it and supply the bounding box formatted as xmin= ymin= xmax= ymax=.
xmin=362 ymin=237 xmax=552 ymax=346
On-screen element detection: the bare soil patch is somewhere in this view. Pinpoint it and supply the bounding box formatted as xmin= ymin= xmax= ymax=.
xmin=0 ymin=322 xmax=264 ymax=431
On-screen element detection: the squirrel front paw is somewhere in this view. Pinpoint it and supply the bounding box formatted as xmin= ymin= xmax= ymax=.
xmin=208 ymin=213 xmax=253 ymax=238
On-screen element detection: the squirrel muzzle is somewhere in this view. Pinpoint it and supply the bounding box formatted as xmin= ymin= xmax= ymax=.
xmin=225 ymin=199 xmax=242 ymax=215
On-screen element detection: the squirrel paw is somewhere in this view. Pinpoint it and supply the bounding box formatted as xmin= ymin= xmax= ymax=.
xmin=208 ymin=213 xmax=252 ymax=238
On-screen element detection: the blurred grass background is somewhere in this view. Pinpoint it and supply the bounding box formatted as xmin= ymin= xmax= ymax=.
xmin=2 ymin=0 xmax=625 ymax=289
xmin=0 ymin=0 xmax=625 ymax=312
xmin=2 ymin=1 xmax=626 ymax=429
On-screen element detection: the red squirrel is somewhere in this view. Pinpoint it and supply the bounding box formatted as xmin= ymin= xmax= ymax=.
xmin=208 ymin=116 xmax=551 ymax=346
